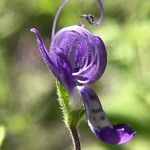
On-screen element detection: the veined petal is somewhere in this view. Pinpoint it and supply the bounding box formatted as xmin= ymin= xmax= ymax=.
xmin=30 ymin=28 xmax=54 ymax=68
xmin=95 ymin=123 xmax=136 ymax=145
xmin=92 ymin=36 xmax=107 ymax=81
xmin=78 ymin=86 xmax=112 ymax=129
xmin=78 ymin=86 xmax=136 ymax=145
xmin=51 ymin=48 xmax=76 ymax=92
xmin=50 ymin=25 xmax=107 ymax=86
xmin=30 ymin=28 xmax=75 ymax=92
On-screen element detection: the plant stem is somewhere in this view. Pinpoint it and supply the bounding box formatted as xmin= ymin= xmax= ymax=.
xmin=69 ymin=126 xmax=81 ymax=150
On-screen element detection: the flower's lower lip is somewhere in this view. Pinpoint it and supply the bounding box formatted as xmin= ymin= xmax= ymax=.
xmin=77 ymin=86 xmax=136 ymax=145
xmin=94 ymin=124 xmax=136 ymax=145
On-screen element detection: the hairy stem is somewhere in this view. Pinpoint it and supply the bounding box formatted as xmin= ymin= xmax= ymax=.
xmin=69 ymin=126 xmax=81 ymax=150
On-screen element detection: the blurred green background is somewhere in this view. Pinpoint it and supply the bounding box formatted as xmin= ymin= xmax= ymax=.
xmin=0 ymin=0 xmax=150 ymax=149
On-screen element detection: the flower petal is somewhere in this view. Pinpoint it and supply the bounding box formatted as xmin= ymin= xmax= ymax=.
xmin=51 ymin=48 xmax=76 ymax=92
xmin=78 ymin=86 xmax=112 ymax=129
xmin=30 ymin=28 xmax=75 ymax=92
xmin=30 ymin=28 xmax=54 ymax=68
xmin=95 ymin=123 xmax=136 ymax=144
xmin=50 ymin=25 xmax=107 ymax=85
xmin=78 ymin=86 xmax=136 ymax=145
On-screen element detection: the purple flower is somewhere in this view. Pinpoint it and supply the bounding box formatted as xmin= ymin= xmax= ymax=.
xmin=30 ymin=0 xmax=135 ymax=145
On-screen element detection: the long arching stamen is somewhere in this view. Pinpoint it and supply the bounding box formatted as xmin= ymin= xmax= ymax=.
xmin=51 ymin=0 xmax=69 ymax=41
xmin=81 ymin=0 xmax=104 ymax=26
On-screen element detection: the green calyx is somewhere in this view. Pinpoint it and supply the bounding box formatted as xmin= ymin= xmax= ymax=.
xmin=56 ymin=80 xmax=85 ymax=128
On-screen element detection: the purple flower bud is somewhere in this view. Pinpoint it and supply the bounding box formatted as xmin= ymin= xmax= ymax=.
xmin=51 ymin=25 xmax=107 ymax=86
xmin=30 ymin=25 xmax=107 ymax=92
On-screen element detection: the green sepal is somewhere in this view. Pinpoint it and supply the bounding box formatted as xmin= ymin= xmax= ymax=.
xmin=70 ymin=109 xmax=85 ymax=127
xmin=56 ymin=80 xmax=85 ymax=128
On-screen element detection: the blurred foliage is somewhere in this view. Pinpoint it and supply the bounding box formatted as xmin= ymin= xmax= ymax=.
xmin=0 ymin=0 xmax=150 ymax=150
xmin=0 ymin=125 xmax=6 ymax=147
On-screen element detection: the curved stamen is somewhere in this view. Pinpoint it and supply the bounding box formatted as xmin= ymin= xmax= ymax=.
xmin=76 ymin=79 xmax=91 ymax=84
xmin=51 ymin=0 xmax=69 ymax=41
xmin=81 ymin=0 xmax=104 ymax=26
xmin=73 ymin=46 xmax=100 ymax=85
xmin=72 ymin=49 xmax=98 ymax=76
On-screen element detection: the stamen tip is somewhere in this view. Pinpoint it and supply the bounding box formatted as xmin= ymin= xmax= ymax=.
xmin=30 ymin=27 xmax=39 ymax=34
xmin=80 ymin=14 xmax=87 ymax=18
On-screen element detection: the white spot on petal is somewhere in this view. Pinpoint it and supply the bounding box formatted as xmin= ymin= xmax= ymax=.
xmin=69 ymin=87 xmax=83 ymax=110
